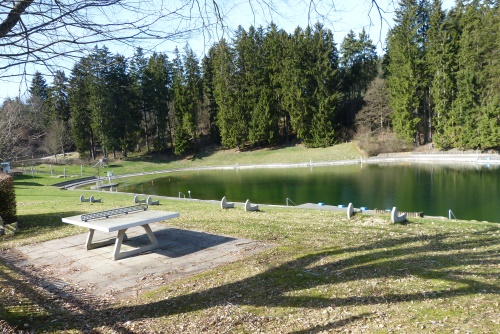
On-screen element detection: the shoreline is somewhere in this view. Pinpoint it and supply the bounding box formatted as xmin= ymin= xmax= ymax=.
xmin=60 ymin=152 xmax=500 ymax=190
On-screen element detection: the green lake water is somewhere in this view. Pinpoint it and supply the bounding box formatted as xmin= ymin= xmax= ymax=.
xmin=118 ymin=163 xmax=500 ymax=222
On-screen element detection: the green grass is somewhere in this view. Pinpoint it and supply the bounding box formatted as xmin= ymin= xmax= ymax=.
xmin=1 ymin=143 xmax=499 ymax=333
xmin=26 ymin=142 xmax=363 ymax=178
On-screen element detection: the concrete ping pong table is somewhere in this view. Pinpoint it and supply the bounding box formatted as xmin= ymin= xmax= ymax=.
xmin=62 ymin=204 xmax=180 ymax=260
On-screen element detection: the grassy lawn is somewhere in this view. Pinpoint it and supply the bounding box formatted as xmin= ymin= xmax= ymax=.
xmin=1 ymin=143 xmax=499 ymax=333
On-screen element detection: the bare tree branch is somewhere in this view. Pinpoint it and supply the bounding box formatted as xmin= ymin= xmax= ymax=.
xmin=0 ymin=0 xmax=224 ymax=78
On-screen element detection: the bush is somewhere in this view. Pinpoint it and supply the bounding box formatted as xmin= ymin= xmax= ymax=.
xmin=0 ymin=173 xmax=17 ymax=224
xmin=355 ymin=127 xmax=412 ymax=156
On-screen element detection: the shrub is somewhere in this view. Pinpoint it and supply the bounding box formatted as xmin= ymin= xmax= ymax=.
xmin=0 ymin=174 xmax=17 ymax=224
xmin=355 ymin=127 xmax=412 ymax=156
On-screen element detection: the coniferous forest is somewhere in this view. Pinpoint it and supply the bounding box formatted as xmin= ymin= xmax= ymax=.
xmin=0 ymin=0 xmax=498 ymax=161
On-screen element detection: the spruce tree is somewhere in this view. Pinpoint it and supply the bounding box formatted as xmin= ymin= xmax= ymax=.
xmin=201 ymin=47 xmax=220 ymax=143
xmin=46 ymin=70 xmax=70 ymax=123
xmin=428 ymin=0 xmax=459 ymax=148
xmin=130 ymin=47 xmax=151 ymax=152
xmin=143 ymin=52 xmax=173 ymax=152
xmin=68 ymin=57 xmax=95 ymax=159
xmin=213 ymin=38 xmax=247 ymax=148
xmin=386 ymin=0 xmax=428 ymax=143
xmin=262 ymin=23 xmax=290 ymax=143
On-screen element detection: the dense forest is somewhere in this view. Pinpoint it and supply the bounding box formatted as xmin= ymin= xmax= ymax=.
xmin=386 ymin=0 xmax=499 ymax=148
xmin=0 ymin=0 xmax=498 ymax=162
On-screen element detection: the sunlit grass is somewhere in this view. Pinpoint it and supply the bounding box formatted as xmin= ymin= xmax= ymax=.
xmin=1 ymin=143 xmax=499 ymax=333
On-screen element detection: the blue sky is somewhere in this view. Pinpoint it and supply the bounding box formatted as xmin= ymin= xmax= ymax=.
xmin=0 ymin=0 xmax=453 ymax=103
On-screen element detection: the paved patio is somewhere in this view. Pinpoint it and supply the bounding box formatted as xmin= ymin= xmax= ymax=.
xmin=1 ymin=225 xmax=269 ymax=300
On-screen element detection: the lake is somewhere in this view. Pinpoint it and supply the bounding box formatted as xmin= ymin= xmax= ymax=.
xmin=118 ymin=163 xmax=500 ymax=222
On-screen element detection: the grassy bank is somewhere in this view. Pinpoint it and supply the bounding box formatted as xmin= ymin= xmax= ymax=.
xmin=1 ymin=143 xmax=499 ymax=333
xmin=26 ymin=142 xmax=363 ymax=177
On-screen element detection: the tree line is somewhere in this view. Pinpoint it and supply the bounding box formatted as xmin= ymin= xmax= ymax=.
xmin=1 ymin=22 xmax=378 ymax=160
xmin=2 ymin=0 xmax=497 ymax=162
xmin=386 ymin=0 xmax=499 ymax=149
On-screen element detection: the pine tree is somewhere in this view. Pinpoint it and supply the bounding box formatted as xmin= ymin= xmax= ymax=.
xmin=86 ymin=46 xmax=115 ymax=157
xmin=428 ymin=0 xmax=459 ymax=148
xmin=386 ymin=0 xmax=429 ymax=143
xmin=339 ymin=29 xmax=378 ymax=127
xmin=213 ymin=38 xmax=247 ymax=148
xmin=308 ymin=23 xmax=341 ymax=147
xmin=46 ymin=70 xmax=70 ymax=123
xmin=68 ymin=57 xmax=95 ymax=159
xmin=452 ymin=0 xmax=483 ymax=148
xmin=201 ymin=46 xmax=220 ymax=142
xmin=29 ymin=72 xmax=48 ymax=101
xmin=474 ymin=1 xmax=500 ymax=148
xmin=237 ymin=25 xmax=279 ymax=146
xmin=143 ymin=52 xmax=173 ymax=152
xmin=172 ymin=46 xmax=202 ymax=155
xmin=262 ymin=23 xmax=290 ymax=143
xmin=107 ymin=54 xmax=140 ymax=157
xmin=130 ymin=47 xmax=151 ymax=152
xmin=281 ymin=24 xmax=340 ymax=147
xmin=28 ymin=71 xmax=50 ymax=131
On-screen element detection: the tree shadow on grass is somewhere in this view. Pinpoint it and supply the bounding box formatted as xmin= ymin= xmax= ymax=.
xmin=12 ymin=174 xmax=44 ymax=187
xmin=2 ymin=225 xmax=499 ymax=332
xmin=97 ymin=227 xmax=499 ymax=330
xmin=17 ymin=211 xmax=83 ymax=230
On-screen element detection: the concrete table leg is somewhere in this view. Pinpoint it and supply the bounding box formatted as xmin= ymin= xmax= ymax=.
xmin=86 ymin=228 xmax=127 ymax=250
xmin=113 ymin=224 xmax=159 ymax=260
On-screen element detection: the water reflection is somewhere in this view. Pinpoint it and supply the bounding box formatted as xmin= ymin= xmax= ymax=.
xmin=119 ymin=163 xmax=500 ymax=222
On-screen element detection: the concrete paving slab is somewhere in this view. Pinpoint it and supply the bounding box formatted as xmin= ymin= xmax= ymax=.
xmin=1 ymin=224 xmax=271 ymax=300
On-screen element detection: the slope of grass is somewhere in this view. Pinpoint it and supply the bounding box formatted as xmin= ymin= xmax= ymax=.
xmin=27 ymin=142 xmax=363 ymax=182
xmin=1 ymin=143 xmax=499 ymax=333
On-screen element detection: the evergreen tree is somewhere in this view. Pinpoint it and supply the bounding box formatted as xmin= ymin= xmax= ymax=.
xmin=130 ymin=47 xmax=151 ymax=152
xmin=143 ymin=52 xmax=173 ymax=152
xmin=281 ymin=24 xmax=340 ymax=147
xmin=68 ymin=57 xmax=95 ymax=159
xmin=107 ymin=54 xmax=140 ymax=157
xmin=86 ymin=46 xmax=115 ymax=157
xmin=428 ymin=0 xmax=459 ymax=148
xmin=29 ymin=71 xmax=48 ymax=101
xmin=236 ymin=25 xmax=279 ymax=146
xmin=386 ymin=0 xmax=429 ymax=143
xmin=46 ymin=70 xmax=70 ymax=123
xmin=452 ymin=0 xmax=483 ymax=148
xmin=201 ymin=46 xmax=220 ymax=142
xmin=308 ymin=23 xmax=341 ymax=147
xmin=473 ymin=1 xmax=500 ymax=148
xmin=262 ymin=23 xmax=290 ymax=143
xmin=213 ymin=38 xmax=247 ymax=148
xmin=339 ymin=29 xmax=378 ymax=128
xmin=172 ymin=46 xmax=202 ymax=155
xmin=27 ymin=71 xmax=50 ymax=131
